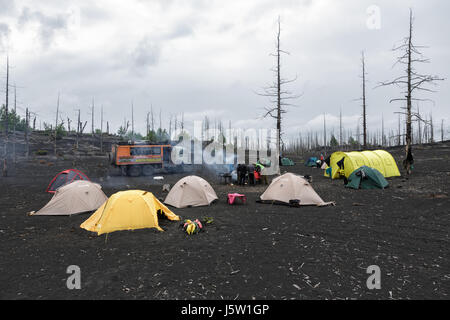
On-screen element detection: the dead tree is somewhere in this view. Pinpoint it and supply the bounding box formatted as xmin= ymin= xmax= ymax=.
xmin=430 ymin=113 xmax=434 ymax=143
xmin=54 ymin=93 xmax=60 ymax=157
xmin=90 ymin=97 xmax=95 ymax=136
xmin=323 ymin=113 xmax=327 ymax=148
xmin=259 ymin=17 xmax=299 ymax=161
xmin=75 ymin=109 xmax=87 ymax=149
xmin=76 ymin=109 xmax=81 ymax=149
xmin=13 ymin=85 xmax=16 ymax=163
xmin=131 ymin=101 xmax=134 ymax=141
xmin=3 ymin=56 xmax=10 ymax=177
xmin=417 ymin=106 xmax=422 ymax=144
xmin=151 ymin=105 xmax=155 ymax=132
xmin=25 ymin=108 xmax=29 ymax=158
xmin=100 ymin=105 xmax=103 ymax=152
xmin=379 ymin=9 xmax=444 ymax=174
xmin=361 ymin=51 xmax=368 ymax=148
xmin=146 ymin=111 xmax=150 ymax=138
xmin=339 ymin=108 xmax=343 ymax=147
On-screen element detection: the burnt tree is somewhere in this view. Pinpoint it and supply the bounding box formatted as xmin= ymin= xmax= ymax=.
xmin=259 ymin=17 xmax=299 ymax=162
xmin=379 ymin=9 xmax=444 ymax=174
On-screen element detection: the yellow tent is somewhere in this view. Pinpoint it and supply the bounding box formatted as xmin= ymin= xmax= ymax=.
xmin=326 ymin=150 xmax=400 ymax=179
xmin=80 ymin=190 xmax=180 ymax=235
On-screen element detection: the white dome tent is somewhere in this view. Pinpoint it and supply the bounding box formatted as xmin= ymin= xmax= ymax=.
xmin=30 ymin=181 xmax=108 ymax=216
xmin=164 ymin=176 xmax=218 ymax=208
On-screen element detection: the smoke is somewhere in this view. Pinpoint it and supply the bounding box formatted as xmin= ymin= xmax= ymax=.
xmin=170 ymin=123 xmax=280 ymax=178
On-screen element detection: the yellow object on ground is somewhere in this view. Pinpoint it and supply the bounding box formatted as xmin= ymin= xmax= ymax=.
xmin=80 ymin=190 xmax=180 ymax=235
xmin=326 ymin=150 xmax=400 ymax=179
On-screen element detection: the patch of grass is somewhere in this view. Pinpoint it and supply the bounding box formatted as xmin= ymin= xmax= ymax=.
xmin=35 ymin=150 xmax=48 ymax=156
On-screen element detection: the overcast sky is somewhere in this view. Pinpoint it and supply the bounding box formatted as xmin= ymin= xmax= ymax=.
xmin=0 ymin=0 xmax=449 ymax=140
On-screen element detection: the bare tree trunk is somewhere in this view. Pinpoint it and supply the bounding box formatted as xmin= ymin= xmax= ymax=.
xmin=378 ymin=10 xmax=442 ymax=174
xmin=146 ymin=112 xmax=150 ymax=138
xmin=76 ymin=109 xmax=80 ymax=150
xmin=151 ymin=105 xmax=154 ymax=132
xmin=3 ymin=56 xmax=9 ymax=177
xmin=131 ymin=101 xmax=134 ymax=141
xmin=323 ymin=113 xmax=327 ymax=148
xmin=100 ymin=105 xmax=103 ymax=152
xmin=339 ymin=108 xmax=343 ymax=147
xmin=13 ymin=85 xmax=16 ymax=164
xmin=91 ymin=97 xmax=95 ymax=136
xmin=276 ymin=20 xmax=281 ymax=158
xmin=54 ymin=93 xmax=59 ymax=157
xmin=362 ymin=51 xmax=368 ymax=149
xmin=25 ymin=108 xmax=29 ymax=159
xmin=429 ymin=113 xmax=434 ymax=143
xmin=259 ymin=17 xmax=298 ymax=167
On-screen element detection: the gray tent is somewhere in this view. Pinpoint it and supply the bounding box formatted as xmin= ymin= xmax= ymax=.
xmin=164 ymin=176 xmax=218 ymax=208
xmin=260 ymin=173 xmax=334 ymax=206
xmin=30 ymin=180 xmax=108 ymax=216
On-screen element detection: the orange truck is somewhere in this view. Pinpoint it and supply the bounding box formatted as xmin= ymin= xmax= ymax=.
xmin=109 ymin=142 xmax=184 ymax=176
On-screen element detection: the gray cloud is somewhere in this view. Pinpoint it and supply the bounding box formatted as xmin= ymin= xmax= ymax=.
xmin=0 ymin=0 xmax=15 ymax=16
xmin=167 ymin=22 xmax=194 ymax=39
xmin=18 ymin=7 xmax=70 ymax=48
xmin=132 ymin=37 xmax=161 ymax=70
xmin=0 ymin=23 xmax=10 ymax=52
xmin=5 ymin=0 xmax=450 ymax=139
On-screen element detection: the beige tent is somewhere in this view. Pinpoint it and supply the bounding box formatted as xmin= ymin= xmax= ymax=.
xmin=260 ymin=173 xmax=334 ymax=206
xmin=30 ymin=180 xmax=108 ymax=216
xmin=164 ymin=176 xmax=218 ymax=208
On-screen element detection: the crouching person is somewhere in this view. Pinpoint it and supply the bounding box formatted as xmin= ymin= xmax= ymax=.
xmin=255 ymin=162 xmax=268 ymax=185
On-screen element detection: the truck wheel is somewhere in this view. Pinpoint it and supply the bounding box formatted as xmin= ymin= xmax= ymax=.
xmin=143 ymin=165 xmax=155 ymax=176
xmin=127 ymin=165 xmax=143 ymax=177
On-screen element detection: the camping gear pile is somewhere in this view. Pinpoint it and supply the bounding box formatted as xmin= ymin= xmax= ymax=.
xmin=182 ymin=219 xmax=203 ymax=235
xmin=227 ymin=193 xmax=247 ymax=205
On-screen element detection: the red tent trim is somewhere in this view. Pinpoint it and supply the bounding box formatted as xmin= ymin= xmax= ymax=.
xmin=46 ymin=169 xmax=90 ymax=193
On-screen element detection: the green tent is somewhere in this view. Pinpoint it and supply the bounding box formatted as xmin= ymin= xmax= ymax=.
xmin=259 ymin=158 xmax=272 ymax=167
xmin=281 ymin=157 xmax=295 ymax=166
xmin=345 ymin=166 xmax=389 ymax=190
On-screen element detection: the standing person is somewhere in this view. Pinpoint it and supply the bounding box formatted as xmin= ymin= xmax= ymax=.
xmin=247 ymin=164 xmax=255 ymax=186
xmin=237 ymin=164 xmax=247 ymax=186
xmin=255 ymin=162 xmax=268 ymax=185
